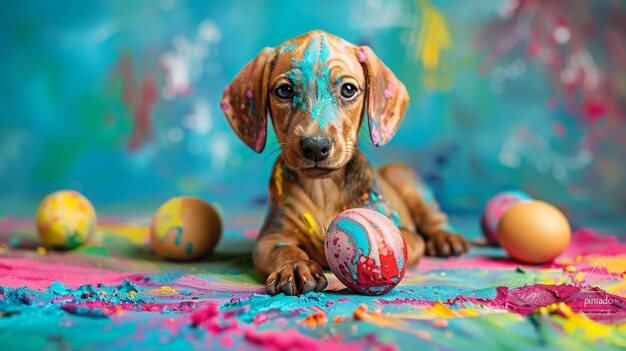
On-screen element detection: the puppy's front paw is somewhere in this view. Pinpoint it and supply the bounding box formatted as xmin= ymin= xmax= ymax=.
xmin=266 ymin=260 xmax=328 ymax=296
xmin=425 ymin=231 xmax=470 ymax=257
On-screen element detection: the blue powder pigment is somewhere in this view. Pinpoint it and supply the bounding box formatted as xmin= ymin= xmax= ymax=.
xmin=285 ymin=34 xmax=338 ymax=129
xmin=0 ymin=280 xmax=152 ymax=320
xmin=221 ymin=292 xmax=327 ymax=322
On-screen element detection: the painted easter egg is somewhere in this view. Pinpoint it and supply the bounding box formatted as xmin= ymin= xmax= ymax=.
xmin=325 ymin=208 xmax=407 ymax=295
xmin=150 ymin=196 xmax=221 ymax=261
xmin=481 ymin=190 xmax=532 ymax=245
xmin=498 ymin=200 xmax=571 ymax=264
xmin=36 ymin=190 xmax=96 ymax=250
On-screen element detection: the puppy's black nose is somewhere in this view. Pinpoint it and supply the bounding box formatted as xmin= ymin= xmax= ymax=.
xmin=301 ymin=137 xmax=331 ymax=162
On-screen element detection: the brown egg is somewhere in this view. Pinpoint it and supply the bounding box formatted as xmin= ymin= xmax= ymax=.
xmin=150 ymin=196 xmax=222 ymax=261
xmin=497 ymin=200 xmax=571 ymax=264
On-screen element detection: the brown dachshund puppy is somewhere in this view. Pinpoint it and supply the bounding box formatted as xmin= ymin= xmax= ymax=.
xmin=221 ymin=31 xmax=469 ymax=296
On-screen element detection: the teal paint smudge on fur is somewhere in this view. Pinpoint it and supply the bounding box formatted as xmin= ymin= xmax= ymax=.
xmin=281 ymin=43 xmax=296 ymax=52
xmin=285 ymin=34 xmax=338 ymax=129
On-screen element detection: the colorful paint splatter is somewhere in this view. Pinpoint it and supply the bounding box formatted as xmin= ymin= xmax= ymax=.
xmin=1 ymin=213 xmax=625 ymax=350
xmin=2 ymin=0 xmax=626 ymax=350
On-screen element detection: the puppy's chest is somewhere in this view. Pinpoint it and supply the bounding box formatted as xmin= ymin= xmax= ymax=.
xmin=298 ymin=178 xmax=399 ymax=237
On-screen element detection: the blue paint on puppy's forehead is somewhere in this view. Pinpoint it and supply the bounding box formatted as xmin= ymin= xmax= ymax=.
xmin=280 ymin=43 xmax=297 ymax=53
xmin=284 ymin=34 xmax=339 ymax=130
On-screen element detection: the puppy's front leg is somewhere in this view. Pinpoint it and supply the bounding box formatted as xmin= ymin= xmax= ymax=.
xmin=253 ymin=232 xmax=328 ymax=296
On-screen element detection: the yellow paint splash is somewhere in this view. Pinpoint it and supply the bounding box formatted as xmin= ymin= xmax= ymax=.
xmin=154 ymin=198 xmax=184 ymax=240
xmin=97 ymin=224 xmax=149 ymax=245
xmin=539 ymin=302 xmax=626 ymax=345
xmin=157 ymin=285 xmax=179 ymax=295
xmin=585 ymin=255 xmax=626 ymax=273
xmin=302 ymin=212 xmax=319 ymax=237
xmin=415 ymin=0 xmax=452 ymax=90
xmin=274 ymin=165 xmax=284 ymax=197
xmin=428 ymin=301 xmax=479 ymax=318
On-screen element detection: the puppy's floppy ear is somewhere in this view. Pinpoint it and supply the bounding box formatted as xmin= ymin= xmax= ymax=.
xmin=357 ymin=46 xmax=410 ymax=146
xmin=221 ymin=47 xmax=276 ymax=152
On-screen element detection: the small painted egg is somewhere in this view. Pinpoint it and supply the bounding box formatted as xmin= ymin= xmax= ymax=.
xmin=150 ymin=196 xmax=221 ymax=261
xmin=325 ymin=208 xmax=407 ymax=295
xmin=36 ymin=190 xmax=96 ymax=249
xmin=481 ymin=190 xmax=532 ymax=245
xmin=497 ymin=200 xmax=571 ymax=264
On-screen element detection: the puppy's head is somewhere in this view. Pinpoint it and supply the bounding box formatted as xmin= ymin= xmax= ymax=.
xmin=221 ymin=31 xmax=409 ymax=178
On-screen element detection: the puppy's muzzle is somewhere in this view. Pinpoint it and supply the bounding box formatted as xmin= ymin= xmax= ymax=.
xmin=301 ymin=137 xmax=332 ymax=162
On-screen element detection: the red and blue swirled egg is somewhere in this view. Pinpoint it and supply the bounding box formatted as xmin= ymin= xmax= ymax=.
xmin=325 ymin=208 xmax=407 ymax=295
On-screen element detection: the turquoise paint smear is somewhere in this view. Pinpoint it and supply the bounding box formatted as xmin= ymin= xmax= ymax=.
xmin=285 ymin=34 xmax=338 ymax=129
xmin=174 ymin=226 xmax=183 ymax=245
xmin=280 ymin=43 xmax=297 ymax=52
xmin=336 ymin=217 xmax=370 ymax=265
xmin=362 ymin=190 xmax=402 ymax=227
xmin=247 ymin=96 xmax=256 ymax=116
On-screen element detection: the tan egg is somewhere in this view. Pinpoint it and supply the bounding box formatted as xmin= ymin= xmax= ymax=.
xmin=150 ymin=197 xmax=221 ymax=261
xmin=497 ymin=200 xmax=571 ymax=264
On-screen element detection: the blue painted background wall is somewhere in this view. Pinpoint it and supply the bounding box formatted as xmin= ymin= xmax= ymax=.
xmin=1 ymin=0 xmax=625 ymax=231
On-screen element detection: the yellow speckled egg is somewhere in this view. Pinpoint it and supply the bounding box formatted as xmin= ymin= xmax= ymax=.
xmin=150 ymin=197 xmax=222 ymax=261
xmin=36 ymin=190 xmax=96 ymax=250
xmin=497 ymin=200 xmax=571 ymax=264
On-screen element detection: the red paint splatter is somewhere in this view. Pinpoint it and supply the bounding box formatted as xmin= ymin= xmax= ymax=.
xmin=191 ymin=302 xmax=219 ymax=327
xmin=584 ymin=100 xmax=607 ymax=123
xmin=129 ymin=75 xmax=159 ymax=151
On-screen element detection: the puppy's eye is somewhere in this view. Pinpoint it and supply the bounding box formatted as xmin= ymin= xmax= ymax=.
xmin=274 ymin=84 xmax=293 ymax=99
xmin=340 ymin=83 xmax=357 ymax=99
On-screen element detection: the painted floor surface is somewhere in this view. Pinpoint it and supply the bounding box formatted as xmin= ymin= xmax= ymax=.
xmin=0 ymin=212 xmax=625 ymax=351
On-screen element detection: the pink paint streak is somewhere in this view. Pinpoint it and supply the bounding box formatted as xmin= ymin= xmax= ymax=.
xmin=244 ymin=328 xmax=395 ymax=351
xmin=129 ymin=75 xmax=159 ymax=151
xmin=0 ymin=258 xmax=136 ymax=289
xmin=506 ymin=284 xmax=626 ymax=323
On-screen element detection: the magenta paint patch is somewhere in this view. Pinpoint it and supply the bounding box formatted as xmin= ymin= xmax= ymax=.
xmin=325 ymin=209 xmax=407 ymax=295
xmin=383 ymin=82 xmax=395 ymax=99
xmin=358 ymin=50 xmax=367 ymax=62
xmin=506 ymin=284 xmax=626 ymax=323
xmin=368 ymin=118 xmax=381 ymax=146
